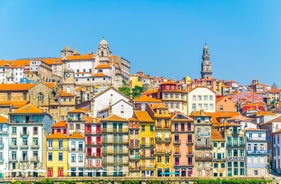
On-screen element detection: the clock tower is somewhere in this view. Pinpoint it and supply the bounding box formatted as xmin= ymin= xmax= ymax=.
xmin=62 ymin=67 xmax=75 ymax=94
xmin=201 ymin=44 xmax=213 ymax=79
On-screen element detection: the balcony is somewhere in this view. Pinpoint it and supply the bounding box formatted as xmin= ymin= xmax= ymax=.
xmin=195 ymin=144 xmax=212 ymax=149
xmin=186 ymin=140 xmax=194 ymax=145
xmin=155 ymin=150 xmax=171 ymax=155
xmin=31 ymin=156 xmax=39 ymax=162
xmin=20 ymin=131 xmax=29 ymax=137
xmin=86 ymin=153 xmax=101 ymax=158
xmin=173 ymin=152 xmax=181 ymax=156
xmin=140 ymin=143 xmax=154 ymax=148
xmin=227 ymin=143 xmax=245 ymax=148
xmin=129 ymin=155 xmax=140 ymax=160
xmin=247 ymin=150 xmax=270 ymax=155
xmin=10 ymin=143 xmax=18 ymax=149
xmin=156 ymin=125 xmax=170 ymax=130
xmin=20 ymin=144 xmax=29 ymax=149
xmin=246 ymin=137 xmax=269 ymax=142
xmin=186 ymin=152 xmax=193 ymax=156
xmin=195 ymin=155 xmax=212 ymax=162
xmin=213 ymin=158 xmax=226 ymax=162
xmin=10 ymin=157 xmax=17 ymax=162
xmin=129 ymin=166 xmax=141 ymax=171
xmin=173 ymin=139 xmax=181 ymax=145
xmin=31 ymin=144 xmax=40 ymax=149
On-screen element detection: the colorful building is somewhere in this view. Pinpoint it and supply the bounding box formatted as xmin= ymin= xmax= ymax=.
xmin=211 ymin=129 xmax=226 ymax=177
xmin=46 ymin=133 xmax=69 ymax=177
xmin=128 ymin=118 xmax=140 ymax=177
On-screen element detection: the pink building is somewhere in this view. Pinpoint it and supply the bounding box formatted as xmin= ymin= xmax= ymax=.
xmin=171 ymin=112 xmax=194 ymax=177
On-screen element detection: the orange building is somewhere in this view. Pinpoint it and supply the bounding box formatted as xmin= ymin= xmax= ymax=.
xmin=216 ymin=96 xmax=236 ymax=112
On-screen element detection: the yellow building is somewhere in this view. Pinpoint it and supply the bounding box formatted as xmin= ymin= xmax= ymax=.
xmin=46 ymin=132 xmax=69 ymax=177
xmin=133 ymin=110 xmax=155 ymax=177
xmin=147 ymin=104 xmax=172 ymax=177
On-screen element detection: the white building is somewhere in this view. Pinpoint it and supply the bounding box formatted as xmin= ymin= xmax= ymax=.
xmin=8 ymin=104 xmax=53 ymax=177
xmin=246 ymin=128 xmax=269 ymax=177
xmin=187 ymin=86 xmax=216 ymax=115
xmin=0 ymin=115 xmax=9 ymax=177
xmin=68 ymin=132 xmax=85 ymax=177
xmin=92 ymin=87 xmax=133 ymax=119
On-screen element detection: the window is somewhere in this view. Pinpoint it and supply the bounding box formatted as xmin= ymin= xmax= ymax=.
xmin=48 ymin=152 xmax=53 ymax=161
xmin=192 ymin=95 xmax=196 ymax=101
xmin=78 ymin=142 xmax=83 ymax=151
xmin=198 ymin=95 xmax=202 ymax=101
xmin=204 ymin=95 xmax=208 ymax=101
xmin=141 ymin=125 xmax=145 ymax=132
xmin=12 ymin=127 xmax=17 ymax=134
xmin=240 ymin=168 xmax=245 ymax=175
xmin=198 ymin=104 xmax=202 ymax=109
xmin=58 ymin=140 xmax=63 ymax=149
xmin=228 ymin=150 xmax=232 ymax=156
xmin=192 ymin=103 xmax=196 ymax=110
xmin=214 ymin=163 xmax=218 ymax=168
xmin=234 ymin=162 xmax=238 ymax=167
xmin=204 ymin=104 xmax=208 ymax=110
xmin=150 ymin=125 xmax=154 ymax=132
xmin=78 ymin=154 xmax=83 ymax=162
xmin=22 ymin=138 xmax=28 ymax=146
xmin=234 ymin=168 xmax=238 ymax=175
xmin=221 ymin=163 xmax=225 ymax=168
xmin=240 ymin=162 xmax=244 ymax=167
xmin=165 ymin=156 xmax=169 ymax=164
xmin=157 ymin=156 xmax=162 ymax=163
xmin=219 ymin=105 xmax=224 ymax=111
xmin=48 ymin=140 xmax=53 ymax=148
xmin=58 ymin=152 xmax=63 ymax=161
xmin=258 ymin=133 xmax=262 ymax=138
xmin=33 ymin=127 xmax=38 ymax=135
xmin=228 ymin=162 xmax=232 ymax=167
xmin=209 ymin=95 xmax=213 ymax=101
xmin=71 ymin=154 xmax=76 ymax=162
xmin=221 ymin=143 xmax=225 ymax=147
xmin=240 ymin=150 xmax=244 ymax=156
xmin=209 ymin=104 xmax=214 ymax=110
xmin=213 ymin=142 xmax=217 ymax=147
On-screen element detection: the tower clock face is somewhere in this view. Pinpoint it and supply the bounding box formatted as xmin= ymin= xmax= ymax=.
xmin=66 ymin=73 xmax=71 ymax=78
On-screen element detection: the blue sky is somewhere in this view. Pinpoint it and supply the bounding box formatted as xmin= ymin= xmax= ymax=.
xmin=0 ymin=0 xmax=280 ymax=86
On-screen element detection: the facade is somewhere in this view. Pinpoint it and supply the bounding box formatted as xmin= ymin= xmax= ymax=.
xmin=101 ymin=114 xmax=129 ymax=176
xmin=85 ymin=117 xmax=102 ymax=176
xmin=273 ymin=129 xmax=281 ymax=174
xmin=212 ymin=129 xmax=226 ymax=177
xmin=68 ymin=132 xmax=85 ymax=177
xmin=246 ymin=128 xmax=269 ymax=177
xmin=191 ymin=110 xmax=212 ymax=177
xmin=46 ymin=133 xmax=69 ymax=177
xmin=8 ymin=104 xmax=53 ymax=177
xmin=128 ymin=118 xmax=140 ymax=177
xmin=216 ymin=96 xmax=236 ymax=112
xmin=134 ymin=110 xmax=155 ymax=177
xmin=0 ymin=115 xmax=9 ymax=177
xmin=187 ymin=86 xmax=216 ymax=115
xmin=171 ymin=112 xmax=194 ymax=177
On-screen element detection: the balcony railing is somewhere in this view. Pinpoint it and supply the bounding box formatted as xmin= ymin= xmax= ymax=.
xmin=186 ymin=140 xmax=193 ymax=145
xmin=227 ymin=143 xmax=245 ymax=148
xmin=173 ymin=139 xmax=181 ymax=145
xmin=195 ymin=144 xmax=212 ymax=149
xmin=20 ymin=144 xmax=29 ymax=149
xmin=195 ymin=155 xmax=212 ymax=162
xmin=173 ymin=152 xmax=181 ymax=156
xmin=10 ymin=143 xmax=18 ymax=149
xmin=186 ymin=152 xmax=193 ymax=156
xmin=247 ymin=150 xmax=270 ymax=155
xmin=246 ymin=137 xmax=269 ymax=141
xmin=31 ymin=144 xmax=40 ymax=149
xmin=20 ymin=131 xmax=29 ymax=137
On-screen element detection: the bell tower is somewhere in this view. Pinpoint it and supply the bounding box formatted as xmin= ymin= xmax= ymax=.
xmin=96 ymin=37 xmax=112 ymax=64
xmin=201 ymin=44 xmax=212 ymax=79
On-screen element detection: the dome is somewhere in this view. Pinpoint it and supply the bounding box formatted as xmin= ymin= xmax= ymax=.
xmin=64 ymin=67 xmax=75 ymax=73
xmin=99 ymin=38 xmax=108 ymax=45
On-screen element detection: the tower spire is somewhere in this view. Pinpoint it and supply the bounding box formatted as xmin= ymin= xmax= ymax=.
xmin=201 ymin=43 xmax=212 ymax=79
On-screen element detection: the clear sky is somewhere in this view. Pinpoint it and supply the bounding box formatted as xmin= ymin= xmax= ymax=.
xmin=0 ymin=0 xmax=280 ymax=86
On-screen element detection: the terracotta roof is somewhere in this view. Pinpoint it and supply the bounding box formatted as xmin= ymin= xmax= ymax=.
xmin=0 ymin=101 xmax=29 ymax=108
xmin=42 ymin=58 xmax=62 ymax=65
xmin=189 ymin=110 xmax=212 ymax=117
xmin=66 ymin=54 xmax=94 ymax=60
xmin=0 ymin=84 xmax=35 ymax=91
xmin=212 ymin=130 xmax=225 ymax=141
xmin=134 ymin=111 xmax=154 ymax=122
xmin=150 ymin=103 xmax=168 ymax=110
xmin=142 ymin=89 xmax=159 ymax=96
xmin=44 ymin=82 xmax=56 ymax=89
xmin=246 ymin=128 xmax=267 ymax=131
xmin=101 ymin=114 xmax=127 ymax=122
xmin=92 ymin=73 xmax=109 ymax=77
xmin=68 ymin=109 xmax=85 ymax=113
xmin=59 ymin=90 xmax=74 ymax=97
xmin=212 ymin=112 xmax=240 ymax=123
xmin=47 ymin=132 xmax=68 ymax=139
xmin=69 ymin=132 xmax=84 ymax=139
xmin=160 ymin=80 xmax=177 ymax=85
xmin=95 ymin=63 xmax=112 ymax=69
xmin=227 ymin=114 xmax=253 ymax=122
xmin=255 ymin=111 xmax=276 ymax=116
xmin=52 ymin=121 xmax=67 ymax=128
xmin=134 ymin=95 xmax=161 ymax=103
xmin=10 ymin=104 xmax=43 ymax=114
xmin=128 ymin=117 xmax=138 ymax=121
xmin=0 ymin=115 xmax=8 ymax=123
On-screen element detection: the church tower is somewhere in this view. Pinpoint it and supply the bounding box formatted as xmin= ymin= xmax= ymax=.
xmin=96 ymin=38 xmax=112 ymax=64
xmin=61 ymin=45 xmax=73 ymax=59
xmin=201 ymin=44 xmax=212 ymax=79
xmin=62 ymin=67 xmax=75 ymax=94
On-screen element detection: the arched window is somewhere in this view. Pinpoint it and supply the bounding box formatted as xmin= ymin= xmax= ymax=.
xmin=101 ymin=51 xmax=104 ymax=57
xmin=38 ymin=93 xmax=44 ymax=103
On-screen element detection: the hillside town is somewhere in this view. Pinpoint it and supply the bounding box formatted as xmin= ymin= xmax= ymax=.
xmin=0 ymin=38 xmax=280 ymax=179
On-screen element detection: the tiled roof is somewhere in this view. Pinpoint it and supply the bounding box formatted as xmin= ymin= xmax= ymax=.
xmin=66 ymin=54 xmax=94 ymax=60
xmin=0 ymin=115 xmax=8 ymax=123
xmin=255 ymin=111 xmax=276 ymax=116
xmin=52 ymin=121 xmax=67 ymax=128
xmin=47 ymin=132 xmax=68 ymax=139
xmin=150 ymin=103 xmax=167 ymax=110
xmin=0 ymin=84 xmax=35 ymax=91
xmin=92 ymin=73 xmax=108 ymax=77
xmin=69 ymin=132 xmax=84 ymax=139
xmin=41 ymin=58 xmax=62 ymax=65
xmin=211 ymin=130 xmax=225 ymax=141
xmin=160 ymin=80 xmax=177 ymax=85
xmin=227 ymin=114 xmax=253 ymax=122
xmin=44 ymin=82 xmax=56 ymax=89
xmin=189 ymin=110 xmax=212 ymax=117
xmin=101 ymin=114 xmax=127 ymax=122
xmin=128 ymin=117 xmax=138 ymax=121
xmin=10 ymin=104 xmax=43 ymax=114
xmin=134 ymin=111 xmax=154 ymax=122
xmin=246 ymin=128 xmax=267 ymax=131
xmin=0 ymin=101 xmax=29 ymax=108
xmin=59 ymin=90 xmax=74 ymax=97
xmin=95 ymin=63 xmax=112 ymax=69
xmin=134 ymin=95 xmax=161 ymax=103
